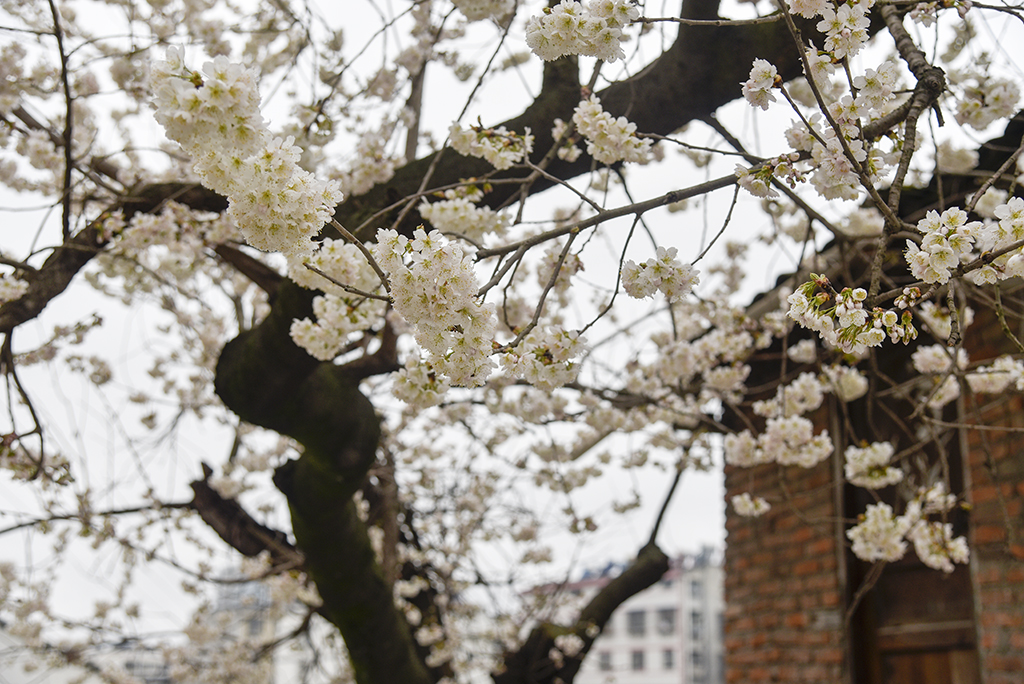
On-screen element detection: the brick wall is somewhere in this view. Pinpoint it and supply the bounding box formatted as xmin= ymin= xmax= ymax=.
xmin=962 ymin=307 xmax=1024 ymax=684
xmin=723 ymin=446 xmax=847 ymax=683
xmin=724 ymin=299 xmax=1024 ymax=684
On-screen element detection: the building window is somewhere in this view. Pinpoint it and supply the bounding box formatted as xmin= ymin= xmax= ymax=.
xmin=656 ymin=607 xmax=677 ymax=635
xmin=627 ymin=609 xmax=646 ymax=636
xmin=662 ymin=648 xmax=675 ymax=670
xmin=690 ymin=579 xmax=703 ymax=598
xmin=247 ymin=616 xmax=262 ymax=637
xmin=690 ymin=610 xmax=703 ymax=641
xmin=631 ymin=650 xmax=645 ymax=671
xmin=691 ymin=649 xmax=705 ymax=669
xmin=598 ymin=651 xmax=612 ymax=672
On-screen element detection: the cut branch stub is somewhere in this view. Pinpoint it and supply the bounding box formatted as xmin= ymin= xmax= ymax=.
xmin=494 ymin=542 xmax=669 ymax=684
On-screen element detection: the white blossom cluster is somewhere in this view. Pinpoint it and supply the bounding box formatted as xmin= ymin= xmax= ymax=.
xmin=788 ymin=277 xmax=917 ymax=355
xmin=912 ymin=344 xmax=968 ymax=409
xmin=732 ymin=492 xmax=771 ymax=517
xmin=419 ymin=192 xmax=509 ymax=242
xmin=816 ymin=0 xmax=873 ymax=59
xmin=905 ymin=207 xmax=980 ymax=285
xmin=809 ymin=132 xmax=867 ymax=201
xmin=786 ymin=339 xmax=817 ymax=364
xmin=950 ymin=67 xmax=1021 ymax=131
xmin=908 ymin=1 xmax=973 ymax=25
xmin=911 ymin=344 xmax=967 ymax=375
xmin=452 ymin=0 xmax=516 ymax=22
xmin=374 ymin=228 xmax=497 ymax=388
xmin=739 ymin=11 xmax=905 ymax=205
xmin=501 ymin=327 xmax=586 ymax=391
xmin=781 ymin=114 xmax=872 ymax=202
xmin=734 ymin=154 xmax=802 ymax=199
xmin=742 ymin=59 xmax=779 ymax=111
xmin=572 ymin=95 xmax=652 ymax=165
xmin=822 ymin=364 xmax=869 ymax=402
xmin=285 ymin=238 xmax=378 ymax=294
xmin=966 ymin=354 xmax=1024 ymax=394
xmin=846 ymin=502 xmax=910 ymax=562
xmin=916 ymin=301 xmax=973 ymax=341
xmin=844 ymin=441 xmax=903 ymax=489
xmin=753 ymin=371 xmax=825 ymax=419
xmin=288 ymin=238 xmax=388 ymax=361
xmin=0 ymin=272 xmax=28 ymax=304
xmin=621 ymin=246 xmax=699 ymax=302
xmin=392 ymin=356 xmax=453 ymax=409
xmin=551 ymin=118 xmax=582 ymax=162
xmin=290 ymin=294 xmax=385 ymax=361
xmin=104 ymin=202 xmax=240 ymax=259
xmin=449 ymin=122 xmax=533 ymax=170
xmin=852 ymin=60 xmax=900 ymax=111
xmin=847 ymin=484 xmax=969 ymax=572
xmin=525 ymin=0 xmax=640 ymax=63
xmin=330 ymin=128 xmax=403 ymax=198
xmin=969 ymin=197 xmax=1024 ymax=283
xmin=910 ymin=520 xmax=970 ymax=572
xmin=724 ymin=415 xmax=832 ymax=469
xmin=625 ymin=321 xmax=759 ymax=412
xmin=839 ymin=208 xmax=885 ymax=238
xmin=151 ymin=49 xmax=342 ymax=257
xmin=935 ymin=140 xmax=979 ymax=173
xmin=786 ymin=0 xmax=875 ymax=59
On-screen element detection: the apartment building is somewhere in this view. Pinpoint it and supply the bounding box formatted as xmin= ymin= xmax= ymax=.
xmin=569 ymin=547 xmax=724 ymax=684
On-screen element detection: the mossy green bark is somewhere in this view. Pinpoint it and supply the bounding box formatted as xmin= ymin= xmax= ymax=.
xmin=215 ymin=283 xmax=432 ymax=684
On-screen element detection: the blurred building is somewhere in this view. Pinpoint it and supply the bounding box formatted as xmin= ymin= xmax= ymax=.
xmin=566 ymin=546 xmax=724 ymax=684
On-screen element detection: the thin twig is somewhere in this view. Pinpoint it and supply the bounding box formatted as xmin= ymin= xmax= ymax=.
xmin=47 ymin=0 xmax=74 ymax=242
xmin=636 ymin=14 xmax=783 ymax=26
xmin=330 ymin=218 xmax=391 ymax=292
xmin=303 ymin=264 xmax=391 ymax=302
xmin=476 ymin=174 xmax=738 ymax=261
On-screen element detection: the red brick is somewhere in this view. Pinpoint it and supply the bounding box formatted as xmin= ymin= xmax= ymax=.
xmin=975 ymin=525 xmax=1008 ymax=544
xmin=988 ymin=654 xmax=1024 ymax=671
xmin=814 ymin=647 xmax=843 ymax=664
xmin=981 ymin=632 xmax=1001 ymax=650
xmin=784 ymin=612 xmax=808 ymax=628
xmin=977 ymin=566 xmax=1002 ymax=584
xmin=986 ymin=675 xmax=1024 ymax=684
xmin=820 ymin=590 xmax=841 ymax=608
xmin=807 ymin=537 xmax=833 ymax=555
xmin=1005 ymin=498 xmax=1022 ymax=516
xmin=972 ymin=484 xmax=999 ymax=504
xmin=793 ymin=559 xmax=819 ymax=576
xmin=981 ymin=611 xmax=1024 ymax=628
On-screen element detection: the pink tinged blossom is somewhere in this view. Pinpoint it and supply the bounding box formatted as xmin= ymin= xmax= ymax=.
xmin=741 ymin=59 xmax=778 ymax=111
